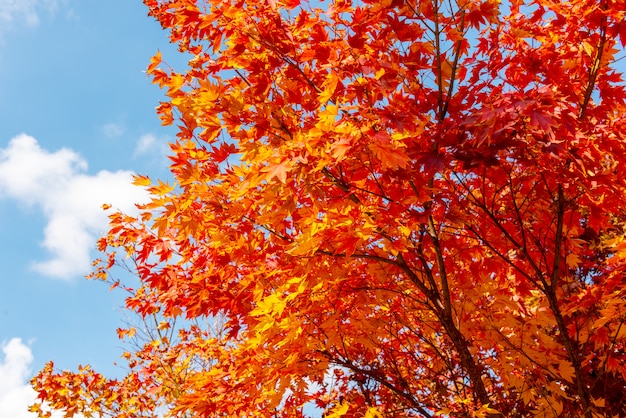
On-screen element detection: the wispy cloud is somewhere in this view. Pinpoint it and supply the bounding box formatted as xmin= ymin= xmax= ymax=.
xmin=133 ymin=133 xmax=170 ymax=159
xmin=0 ymin=0 xmax=61 ymax=31
xmin=134 ymin=133 xmax=157 ymax=156
xmin=0 ymin=134 xmax=150 ymax=280
xmin=102 ymin=123 xmax=125 ymax=139
xmin=0 ymin=338 xmax=79 ymax=418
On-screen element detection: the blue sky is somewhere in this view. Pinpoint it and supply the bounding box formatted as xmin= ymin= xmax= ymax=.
xmin=0 ymin=1 xmax=180 ymax=415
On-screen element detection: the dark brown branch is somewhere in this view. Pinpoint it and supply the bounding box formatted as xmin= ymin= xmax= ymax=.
xmin=579 ymin=5 xmax=607 ymax=119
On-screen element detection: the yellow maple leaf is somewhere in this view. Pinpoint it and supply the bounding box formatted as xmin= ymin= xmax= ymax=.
xmin=325 ymin=402 xmax=349 ymax=418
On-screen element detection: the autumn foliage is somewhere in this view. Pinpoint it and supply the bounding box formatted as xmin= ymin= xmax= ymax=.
xmin=31 ymin=0 xmax=626 ymax=416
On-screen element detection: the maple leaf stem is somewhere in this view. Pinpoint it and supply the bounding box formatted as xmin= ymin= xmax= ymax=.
xmin=276 ymin=118 xmax=294 ymax=140
xmin=456 ymin=174 xmax=549 ymax=287
xmin=234 ymin=69 xmax=252 ymax=87
xmin=315 ymin=248 xmax=384 ymax=263
xmin=506 ymin=171 xmax=533 ymax=258
xmin=243 ymin=215 xmax=293 ymax=242
xmin=404 ymin=0 xmax=435 ymax=33
xmin=326 ymin=353 xmax=434 ymax=417
xmin=464 ymin=223 xmax=536 ymax=284
xmin=280 ymin=55 xmax=322 ymax=94
xmin=322 ymin=167 xmax=361 ymax=204
xmin=397 ymin=316 xmax=455 ymax=367
xmin=491 ymin=326 xmax=557 ymax=377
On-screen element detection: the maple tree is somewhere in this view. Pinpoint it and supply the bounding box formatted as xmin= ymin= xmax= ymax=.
xmin=30 ymin=0 xmax=626 ymax=416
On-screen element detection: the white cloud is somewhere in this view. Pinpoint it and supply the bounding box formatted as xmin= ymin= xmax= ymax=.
xmin=0 ymin=134 xmax=150 ymax=280
xmin=102 ymin=123 xmax=125 ymax=139
xmin=0 ymin=0 xmax=60 ymax=30
xmin=134 ymin=134 xmax=157 ymax=156
xmin=0 ymin=338 xmax=80 ymax=418
xmin=0 ymin=338 xmax=36 ymax=418
xmin=134 ymin=133 xmax=170 ymax=158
